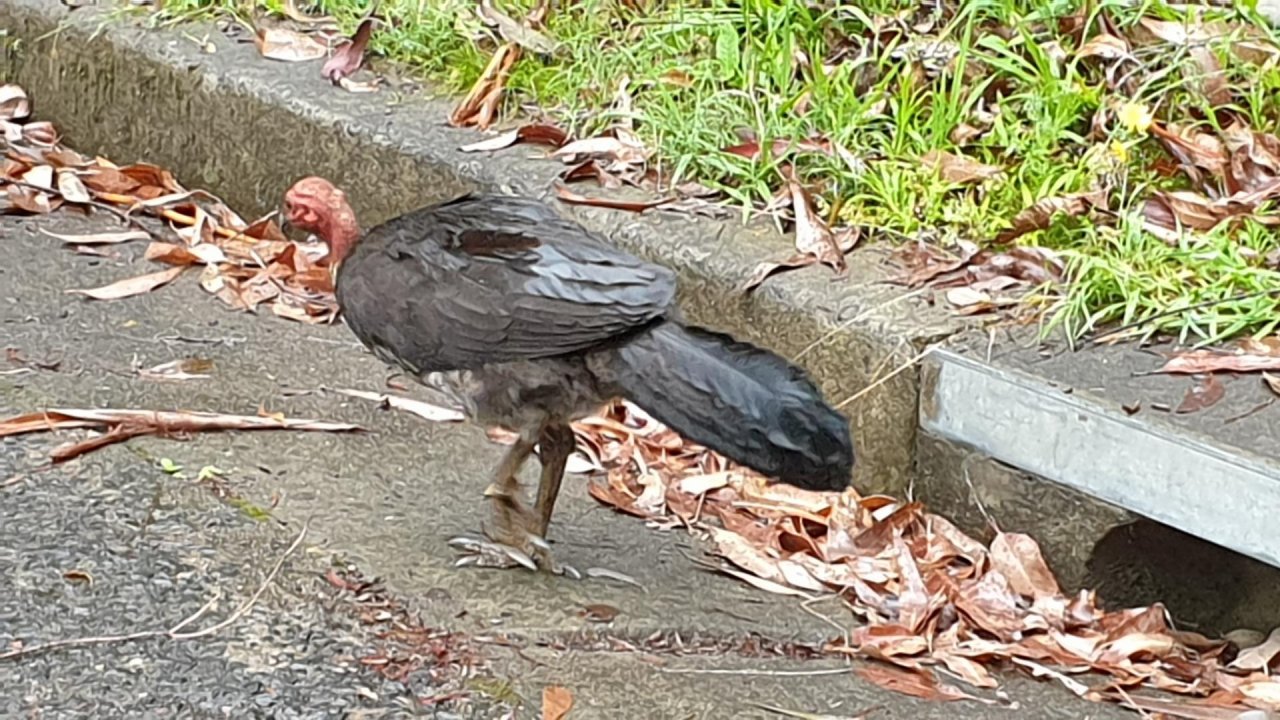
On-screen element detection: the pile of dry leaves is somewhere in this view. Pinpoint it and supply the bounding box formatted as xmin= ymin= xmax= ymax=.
xmin=578 ymin=400 xmax=1280 ymax=717
xmin=1 ymin=84 xmax=337 ymax=323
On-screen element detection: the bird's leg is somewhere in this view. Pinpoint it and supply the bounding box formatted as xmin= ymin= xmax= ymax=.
xmin=482 ymin=435 xmax=537 ymax=551
xmin=518 ymin=423 xmax=576 ymax=574
xmin=449 ymin=435 xmax=545 ymax=572
xmin=533 ymin=424 xmax=576 ymax=538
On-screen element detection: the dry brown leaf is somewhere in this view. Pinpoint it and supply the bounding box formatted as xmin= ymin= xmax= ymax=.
xmin=743 ymin=187 xmax=858 ymax=293
xmin=1143 ymin=191 xmax=1253 ymax=234
xmin=1175 ymin=374 xmax=1226 ymax=414
xmin=553 ymin=184 xmax=673 ymax=212
xmin=0 ymin=84 xmax=30 ymax=121
xmin=577 ymin=603 xmax=620 ymax=623
xmin=119 ymin=162 xmax=182 ymax=193
xmin=137 ymin=358 xmax=214 ymax=382
xmin=56 ymin=170 xmax=92 ymax=204
xmin=995 ymin=189 xmax=1106 ymax=243
xmin=1151 ymin=123 xmax=1229 ymax=185
xmin=936 ymin=651 xmax=1000 ymax=689
xmin=1231 ymin=628 xmax=1280 ymax=671
xmin=709 ymin=526 xmax=801 ymax=589
xmin=459 ymin=123 xmax=568 ymax=152
xmin=790 ymin=181 xmax=846 ymax=275
xmin=921 ymin=150 xmax=1001 ymax=184
xmin=847 ymin=624 xmax=930 ymax=661
xmin=952 ymin=571 xmax=1029 ymax=641
xmin=1011 ymin=657 xmax=1090 ymax=697
xmin=922 ymin=514 xmax=988 ymax=572
xmin=39 ymin=228 xmax=150 ymax=245
xmin=255 ymin=27 xmax=327 ymax=62
xmin=81 ymin=166 xmax=140 ymax=195
xmin=4 ymin=185 xmax=56 ymax=214
xmin=1075 ymin=33 xmax=1131 ymax=61
xmin=1191 ymin=46 xmax=1230 ymax=108
xmin=1237 ymin=677 xmax=1280 ymax=707
xmin=66 ymin=265 xmax=187 ymax=300
xmin=21 ymin=121 xmax=58 ymax=147
xmin=1223 ymin=123 xmax=1280 ymax=195
xmin=145 ymin=241 xmax=227 ymax=266
xmin=1098 ymin=632 xmax=1178 ymax=666
xmin=854 ymin=665 xmax=981 ymax=703
xmin=719 ymin=565 xmax=814 ymax=597
xmin=322 ymin=18 xmax=375 ymax=82
xmin=552 ymin=134 xmax=649 ymax=165
xmin=1159 ymin=350 xmax=1280 ymax=375
xmin=1134 ymin=17 xmax=1231 ymax=47
xmin=722 ymin=137 xmax=831 ymax=161
xmin=449 ymin=42 xmax=519 ymax=129
xmin=945 ymin=287 xmax=991 ymax=309
xmin=677 ymin=471 xmax=733 ymax=495
xmin=22 ymin=164 xmax=54 ymax=190
xmin=542 ymin=685 xmax=573 ymax=720
xmin=990 ymin=532 xmax=1061 ymax=600
xmin=893 ymin=536 xmax=932 ymax=633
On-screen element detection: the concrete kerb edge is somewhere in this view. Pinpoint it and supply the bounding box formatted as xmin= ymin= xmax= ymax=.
xmin=922 ymin=347 xmax=1280 ymax=572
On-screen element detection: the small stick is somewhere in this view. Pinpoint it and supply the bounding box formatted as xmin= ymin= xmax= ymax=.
xmin=834 ymin=343 xmax=940 ymax=409
xmin=91 ymin=191 xmax=253 ymax=242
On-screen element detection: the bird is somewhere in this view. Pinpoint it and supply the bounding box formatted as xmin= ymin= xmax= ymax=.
xmin=283 ymin=177 xmax=855 ymax=575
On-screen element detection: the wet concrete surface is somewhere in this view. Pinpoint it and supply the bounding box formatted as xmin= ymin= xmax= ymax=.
xmin=0 ymin=207 xmax=1132 ymax=718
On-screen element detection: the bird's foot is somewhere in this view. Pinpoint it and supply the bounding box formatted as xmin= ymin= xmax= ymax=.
xmin=447 ymin=534 xmax=582 ymax=579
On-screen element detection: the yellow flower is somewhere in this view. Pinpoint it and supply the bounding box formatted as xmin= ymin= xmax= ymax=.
xmin=1109 ymin=140 xmax=1129 ymax=163
xmin=1118 ymin=101 xmax=1153 ymax=133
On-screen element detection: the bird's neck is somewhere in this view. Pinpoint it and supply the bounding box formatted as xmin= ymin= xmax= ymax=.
xmin=323 ymin=203 xmax=362 ymax=264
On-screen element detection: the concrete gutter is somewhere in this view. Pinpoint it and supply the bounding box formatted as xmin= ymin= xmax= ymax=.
xmin=923 ymin=349 xmax=1280 ymax=570
xmin=0 ymin=0 xmax=964 ymax=496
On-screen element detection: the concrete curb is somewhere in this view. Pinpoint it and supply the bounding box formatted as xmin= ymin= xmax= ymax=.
xmin=923 ymin=349 xmax=1280 ymax=570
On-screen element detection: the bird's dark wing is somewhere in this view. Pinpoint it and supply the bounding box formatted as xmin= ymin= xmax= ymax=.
xmin=336 ymin=194 xmax=677 ymax=372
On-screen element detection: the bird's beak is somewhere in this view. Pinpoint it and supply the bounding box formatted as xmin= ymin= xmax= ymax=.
xmin=279 ymin=208 xmax=293 ymax=234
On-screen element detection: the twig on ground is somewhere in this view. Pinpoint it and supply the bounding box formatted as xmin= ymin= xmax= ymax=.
xmin=0 ymin=522 xmax=308 ymax=661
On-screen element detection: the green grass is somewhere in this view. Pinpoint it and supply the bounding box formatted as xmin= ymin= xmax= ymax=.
xmin=149 ymin=0 xmax=1280 ymax=345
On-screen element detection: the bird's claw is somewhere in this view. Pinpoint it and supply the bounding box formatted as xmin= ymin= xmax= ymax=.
xmin=447 ymin=533 xmax=581 ymax=579
xmin=448 ymin=535 xmax=538 ymax=571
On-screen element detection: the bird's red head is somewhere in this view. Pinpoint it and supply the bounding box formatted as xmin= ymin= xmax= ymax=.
xmin=283 ymin=176 xmax=361 ymax=264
